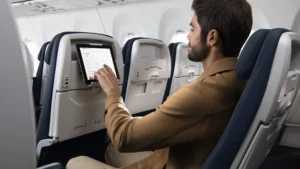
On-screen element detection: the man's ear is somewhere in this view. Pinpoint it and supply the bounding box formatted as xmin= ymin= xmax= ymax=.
xmin=206 ymin=29 xmax=219 ymax=47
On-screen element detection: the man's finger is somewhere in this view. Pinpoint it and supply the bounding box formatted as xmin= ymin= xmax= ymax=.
xmin=95 ymin=71 xmax=109 ymax=89
xmin=104 ymin=64 xmax=115 ymax=77
xmin=99 ymin=69 xmax=112 ymax=83
xmin=100 ymin=68 xmax=109 ymax=76
xmin=97 ymin=69 xmax=108 ymax=81
xmin=95 ymin=72 xmax=107 ymax=82
xmin=99 ymin=68 xmax=109 ymax=77
xmin=94 ymin=72 xmax=101 ymax=80
xmin=101 ymin=67 xmax=115 ymax=81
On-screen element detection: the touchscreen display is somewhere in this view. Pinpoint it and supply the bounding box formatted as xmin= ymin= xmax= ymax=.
xmin=78 ymin=47 xmax=118 ymax=81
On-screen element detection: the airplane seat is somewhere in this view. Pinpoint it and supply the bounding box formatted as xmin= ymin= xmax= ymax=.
xmin=21 ymin=41 xmax=34 ymax=85
xmin=0 ymin=1 xmax=37 ymax=168
xmin=163 ymin=42 xmax=202 ymax=102
xmin=121 ymin=37 xmax=171 ymax=116
xmin=200 ymin=28 xmax=300 ymax=169
xmin=41 ymin=42 xmax=51 ymax=105
xmin=162 ymin=42 xmax=178 ymax=102
xmin=33 ymin=41 xmax=50 ymax=123
xmin=36 ymin=32 xmax=124 ymax=167
xmin=278 ymin=34 xmax=300 ymax=149
xmin=0 ymin=0 xmax=65 ymax=168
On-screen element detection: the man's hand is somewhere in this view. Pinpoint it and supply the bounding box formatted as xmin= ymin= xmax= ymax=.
xmin=94 ymin=64 xmax=120 ymax=97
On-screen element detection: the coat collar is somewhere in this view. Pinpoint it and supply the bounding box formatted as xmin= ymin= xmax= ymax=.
xmin=199 ymin=58 xmax=238 ymax=81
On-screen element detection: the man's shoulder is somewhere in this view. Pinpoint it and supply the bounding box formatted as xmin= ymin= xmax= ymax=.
xmin=196 ymin=69 xmax=246 ymax=88
xmin=168 ymin=69 xmax=247 ymax=100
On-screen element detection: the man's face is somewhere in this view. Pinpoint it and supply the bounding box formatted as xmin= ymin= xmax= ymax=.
xmin=187 ymin=14 xmax=209 ymax=62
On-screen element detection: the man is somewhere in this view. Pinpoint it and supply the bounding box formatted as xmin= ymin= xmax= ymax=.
xmin=67 ymin=0 xmax=253 ymax=168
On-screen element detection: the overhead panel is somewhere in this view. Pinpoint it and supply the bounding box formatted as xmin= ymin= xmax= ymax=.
xmin=10 ymin=0 xmax=161 ymax=16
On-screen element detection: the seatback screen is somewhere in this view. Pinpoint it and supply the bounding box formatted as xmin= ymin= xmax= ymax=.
xmin=76 ymin=44 xmax=119 ymax=84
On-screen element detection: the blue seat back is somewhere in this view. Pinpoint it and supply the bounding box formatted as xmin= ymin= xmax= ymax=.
xmin=201 ymin=28 xmax=289 ymax=169
xmin=162 ymin=43 xmax=180 ymax=102
xmin=33 ymin=41 xmax=50 ymax=108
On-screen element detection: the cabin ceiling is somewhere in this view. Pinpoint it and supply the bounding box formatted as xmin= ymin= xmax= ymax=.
xmin=10 ymin=0 xmax=169 ymax=17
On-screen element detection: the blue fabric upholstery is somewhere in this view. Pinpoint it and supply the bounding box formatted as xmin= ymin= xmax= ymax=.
xmin=162 ymin=42 xmax=180 ymax=102
xmin=45 ymin=41 xmax=54 ymax=65
xmin=33 ymin=42 xmax=50 ymax=108
xmin=201 ymin=28 xmax=289 ymax=169
xmin=38 ymin=42 xmax=50 ymax=61
xmin=36 ymin=32 xmax=112 ymax=143
xmin=236 ymin=30 xmax=269 ymax=80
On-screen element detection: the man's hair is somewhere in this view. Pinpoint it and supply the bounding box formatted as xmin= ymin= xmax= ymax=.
xmin=192 ymin=0 xmax=253 ymax=57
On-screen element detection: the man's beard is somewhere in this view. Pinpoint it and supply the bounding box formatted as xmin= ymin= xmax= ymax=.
xmin=188 ymin=42 xmax=209 ymax=62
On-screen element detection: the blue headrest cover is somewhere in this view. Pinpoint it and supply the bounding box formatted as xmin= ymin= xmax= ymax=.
xmin=236 ymin=29 xmax=270 ymax=80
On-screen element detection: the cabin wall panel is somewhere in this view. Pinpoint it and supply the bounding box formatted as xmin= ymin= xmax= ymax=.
xmin=97 ymin=0 xmax=193 ymax=46
xmin=248 ymin=0 xmax=300 ymax=30
xmin=16 ymin=17 xmax=41 ymax=74
xmin=291 ymin=9 xmax=300 ymax=34
xmin=27 ymin=8 xmax=106 ymax=43
xmin=14 ymin=0 xmax=300 ymax=50
xmin=16 ymin=17 xmax=41 ymax=46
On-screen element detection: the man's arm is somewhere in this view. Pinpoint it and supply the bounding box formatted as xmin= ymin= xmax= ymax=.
xmin=104 ymin=85 xmax=207 ymax=152
xmin=94 ymin=64 xmax=216 ymax=152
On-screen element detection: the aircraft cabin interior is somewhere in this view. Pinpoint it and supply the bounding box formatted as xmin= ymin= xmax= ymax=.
xmin=1 ymin=0 xmax=300 ymax=168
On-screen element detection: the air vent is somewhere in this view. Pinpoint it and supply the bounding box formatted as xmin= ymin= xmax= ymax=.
xmin=11 ymin=0 xmax=155 ymax=17
xmin=30 ymin=3 xmax=65 ymax=12
xmin=65 ymin=0 xmax=127 ymax=7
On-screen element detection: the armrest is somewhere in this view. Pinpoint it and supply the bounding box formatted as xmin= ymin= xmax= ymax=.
xmin=37 ymin=163 xmax=64 ymax=169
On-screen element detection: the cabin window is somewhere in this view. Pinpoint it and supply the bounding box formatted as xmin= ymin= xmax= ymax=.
xmin=122 ymin=33 xmax=138 ymax=47
xmin=170 ymin=30 xmax=189 ymax=44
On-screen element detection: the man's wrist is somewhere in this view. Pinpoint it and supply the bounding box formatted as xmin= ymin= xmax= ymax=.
xmin=105 ymin=91 xmax=123 ymax=110
xmin=107 ymin=90 xmax=121 ymax=98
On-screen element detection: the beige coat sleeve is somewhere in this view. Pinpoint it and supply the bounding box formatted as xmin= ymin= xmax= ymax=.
xmin=104 ymin=84 xmax=209 ymax=152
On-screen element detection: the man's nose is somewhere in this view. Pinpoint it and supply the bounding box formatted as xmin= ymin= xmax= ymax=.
xmin=187 ymin=33 xmax=191 ymax=40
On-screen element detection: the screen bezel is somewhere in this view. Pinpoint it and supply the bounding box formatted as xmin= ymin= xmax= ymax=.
xmin=76 ymin=44 xmax=120 ymax=84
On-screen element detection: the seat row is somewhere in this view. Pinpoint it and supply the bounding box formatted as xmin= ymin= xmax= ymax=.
xmin=27 ymin=30 xmax=300 ymax=169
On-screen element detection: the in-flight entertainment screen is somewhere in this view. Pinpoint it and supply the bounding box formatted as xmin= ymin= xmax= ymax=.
xmin=76 ymin=44 xmax=119 ymax=84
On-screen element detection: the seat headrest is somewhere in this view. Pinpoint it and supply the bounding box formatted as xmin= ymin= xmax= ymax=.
xmin=236 ymin=29 xmax=270 ymax=80
xmin=122 ymin=37 xmax=146 ymax=63
xmin=168 ymin=43 xmax=175 ymax=52
xmin=45 ymin=41 xmax=53 ymax=65
xmin=162 ymin=42 xmax=181 ymax=102
xmin=201 ymin=28 xmax=290 ymax=169
xmin=45 ymin=32 xmax=112 ymax=65
xmin=121 ymin=37 xmax=168 ymax=100
xmin=38 ymin=42 xmax=50 ymax=61
xmin=169 ymin=42 xmax=181 ymax=57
